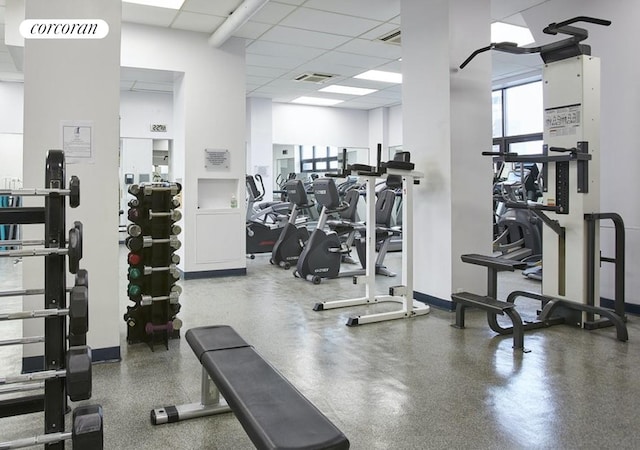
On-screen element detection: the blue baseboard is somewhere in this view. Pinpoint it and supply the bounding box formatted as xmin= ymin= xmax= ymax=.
xmin=182 ymin=268 xmax=246 ymax=280
xmin=601 ymin=297 xmax=640 ymax=315
xmin=22 ymin=346 xmax=121 ymax=373
xmin=414 ymin=291 xmax=454 ymax=311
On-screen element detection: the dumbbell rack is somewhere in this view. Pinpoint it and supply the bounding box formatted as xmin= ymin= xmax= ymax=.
xmin=124 ymin=182 xmax=182 ymax=351
xmin=0 ymin=150 xmax=101 ymax=449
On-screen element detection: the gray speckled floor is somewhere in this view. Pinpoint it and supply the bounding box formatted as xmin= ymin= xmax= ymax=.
xmin=1 ymin=246 xmax=639 ymax=449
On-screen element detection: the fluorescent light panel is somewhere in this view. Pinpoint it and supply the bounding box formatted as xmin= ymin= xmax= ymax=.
xmin=291 ymin=96 xmax=344 ymax=106
xmin=491 ymin=22 xmax=535 ymax=46
xmin=354 ymin=70 xmax=402 ymax=84
xmin=123 ymin=0 xmax=185 ymax=9
xmin=319 ymin=85 xmax=377 ymax=96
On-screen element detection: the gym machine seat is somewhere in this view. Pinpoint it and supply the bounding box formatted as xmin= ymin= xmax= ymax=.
xmin=151 ymin=325 xmax=350 ymax=450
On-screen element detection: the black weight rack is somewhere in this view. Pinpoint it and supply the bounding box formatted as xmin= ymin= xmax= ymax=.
xmin=0 ymin=150 xmax=101 ymax=449
xmin=124 ymin=182 xmax=183 ymax=351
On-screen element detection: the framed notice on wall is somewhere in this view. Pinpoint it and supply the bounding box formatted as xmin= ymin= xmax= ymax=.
xmin=204 ymin=148 xmax=230 ymax=171
xmin=61 ymin=120 xmax=94 ymax=164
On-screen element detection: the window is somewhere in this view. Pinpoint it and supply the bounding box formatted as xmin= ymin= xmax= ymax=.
xmin=299 ymin=145 xmax=339 ymax=173
xmin=492 ymin=81 xmax=543 ymax=155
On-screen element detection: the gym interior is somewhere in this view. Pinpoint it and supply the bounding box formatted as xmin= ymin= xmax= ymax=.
xmin=1 ymin=0 xmax=639 ymax=449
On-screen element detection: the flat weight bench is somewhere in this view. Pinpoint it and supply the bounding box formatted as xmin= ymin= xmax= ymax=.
xmin=451 ymin=254 xmax=529 ymax=351
xmin=151 ymin=325 xmax=350 ymax=450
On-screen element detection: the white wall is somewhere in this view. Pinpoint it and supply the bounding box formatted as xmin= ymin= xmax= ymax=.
xmin=388 ymin=105 xmax=403 ymax=148
xmin=0 ymin=82 xmax=23 ymax=133
xmin=120 ymin=90 xmax=173 ymax=139
xmin=272 ymin=102 xmax=369 ymax=148
xmin=122 ymin=24 xmax=247 ymax=275
xmin=523 ymin=0 xmax=640 ymax=306
xmin=247 ymin=97 xmax=273 ymax=199
xmin=0 ymin=133 xmax=23 ymax=187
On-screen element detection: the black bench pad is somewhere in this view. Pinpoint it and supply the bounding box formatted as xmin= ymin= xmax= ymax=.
xmin=188 ymin=326 xmax=349 ymax=450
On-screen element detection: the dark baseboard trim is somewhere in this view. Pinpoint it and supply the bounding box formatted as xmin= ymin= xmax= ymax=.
xmin=414 ymin=291 xmax=454 ymax=311
xmin=182 ymin=268 xmax=247 ymax=280
xmin=601 ymin=297 xmax=640 ymax=315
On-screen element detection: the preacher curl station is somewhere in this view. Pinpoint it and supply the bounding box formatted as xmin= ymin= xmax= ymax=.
xmin=0 ymin=150 xmax=103 ymax=449
xmin=125 ymin=182 xmax=183 ymax=350
xmin=453 ymin=17 xmax=628 ymax=351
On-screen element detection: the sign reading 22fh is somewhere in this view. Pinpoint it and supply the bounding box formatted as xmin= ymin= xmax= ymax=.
xmin=151 ymin=124 xmax=167 ymax=133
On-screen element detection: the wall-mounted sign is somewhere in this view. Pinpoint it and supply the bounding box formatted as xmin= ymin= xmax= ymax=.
xmin=204 ymin=149 xmax=230 ymax=171
xmin=61 ymin=120 xmax=93 ymax=164
xmin=150 ymin=124 xmax=167 ymax=132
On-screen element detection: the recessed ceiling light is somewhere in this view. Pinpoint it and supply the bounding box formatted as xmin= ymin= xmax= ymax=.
xmin=123 ymin=0 xmax=185 ymax=9
xmin=354 ymin=70 xmax=402 ymax=84
xmin=319 ymin=85 xmax=377 ymax=96
xmin=291 ymin=96 xmax=344 ymax=106
xmin=491 ymin=22 xmax=534 ymax=46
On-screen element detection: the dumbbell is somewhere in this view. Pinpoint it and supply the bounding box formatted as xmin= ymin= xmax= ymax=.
xmin=0 ymin=222 xmax=83 ymax=274
xmin=0 ymin=175 xmax=80 ymax=208
xmin=0 ymin=404 xmax=103 ymax=449
xmin=129 ymin=264 xmax=179 ymax=280
xmin=127 ymin=224 xmax=181 ymax=238
xmin=126 ymin=235 xmax=181 ymax=252
xmin=127 ymin=251 xmax=179 ymax=266
xmin=0 ymin=345 xmax=92 ymax=401
xmin=0 ymin=285 xmax=88 ymax=337
xmin=128 ymin=183 xmax=181 ymax=196
xmin=140 ymin=291 xmax=180 ymax=306
xmin=144 ymin=319 xmax=182 ymax=335
xmin=148 ymin=209 xmax=182 ymax=221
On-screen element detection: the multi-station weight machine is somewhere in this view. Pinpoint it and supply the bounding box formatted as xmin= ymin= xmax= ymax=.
xmin=453 ymin=17 xmax=628 ymax=350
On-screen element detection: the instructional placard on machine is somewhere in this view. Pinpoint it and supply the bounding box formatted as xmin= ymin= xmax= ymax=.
xmin=204 ymin=149 xmax=230 ymax=171
xmin=545 ymin=104 xmax=581 ymax=137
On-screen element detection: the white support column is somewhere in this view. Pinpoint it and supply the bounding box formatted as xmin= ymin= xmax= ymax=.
xmin=22 ymin=0 xmax=122 ymax=362
xmin=246 ymin=97 xmax=274 ymax=201
xmin=401 ymin=0 xmax=492 ymax=306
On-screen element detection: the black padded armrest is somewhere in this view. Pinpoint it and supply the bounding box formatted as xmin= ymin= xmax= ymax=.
xmin=186 ymin=326 xmax=249 ymax=361
xmin=461 ymin=254 xmax=528 ymax=271
xmin=383 ymin=160 xmax=415 ymax=171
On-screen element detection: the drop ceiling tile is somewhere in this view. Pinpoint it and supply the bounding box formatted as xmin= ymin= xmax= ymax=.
xmin=260 ymin=26 xmax=352 ymax=50
xmin=182 ymin=0 xmax=240 ymax=16
xmin=280 ymin=8 xmax=382 ymax=37
xmin=376 ymin=60 xmax=402 ymax=72
xmin=303 ymin=0 xmax=399 ymax=22
xmin=246 ymin=65 xmax=290 ymax=78
xmin=337 ymin=38 xmax=401 ymax=60
xmin=271 ymin=0 xmax=306 ymax=5
xmin=313 ymin=51 xmax=392 ymax=69
xmin=250 ymin=2 xmax=297 ymax=24
xmin=359 ymin=23 xmax=400 ymax=41
xmin=171 ymin=11 xmax=225 ymax=33
xmin=246 ymin=75 xmax=274 ymax=85
xmin=246 ymin=53 xmax=307 ymax=70
xmin=233 ymin=21 xmax=272 ymax=40
xmin=491 ymin=0 xmax=547 ymax=21
xmin=122 ymin=3 xmax=178 ymax=28
xmin=247 ymin=40 xmax=325 ymax=60
xmin=132 ymin=81 xmax=173 ymax=93
xmin=390 ymin=15 xmax=400 ymax=25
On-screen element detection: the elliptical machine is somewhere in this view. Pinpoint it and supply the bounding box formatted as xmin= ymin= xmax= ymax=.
xmin=270 ymin=179 xmax=312 ymax=269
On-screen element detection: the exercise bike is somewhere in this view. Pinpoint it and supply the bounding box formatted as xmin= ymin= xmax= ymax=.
xmin=270 ymin=179 xmax=312 ymax=269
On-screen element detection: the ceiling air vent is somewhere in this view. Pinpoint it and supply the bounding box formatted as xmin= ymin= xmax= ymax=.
xmin=377 ymin=28 xmax=401 ymax=45
xmin=294 ymin=72 xmax=335 ymax=83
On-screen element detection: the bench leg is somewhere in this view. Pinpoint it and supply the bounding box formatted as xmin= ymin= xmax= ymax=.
xmin=452 ymin=303 xmax=466 ymax=329
xmin=151 ymin=367 xmax=232 ymax=425
xmin=502 ymin=308 xmax=528 ymax=352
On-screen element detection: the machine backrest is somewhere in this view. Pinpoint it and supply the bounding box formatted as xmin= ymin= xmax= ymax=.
xmin=284 ymin=179 xmax=308 ymax=206
xmin=386 ymin=151 xmax=411 ymax=189
xmin=246 ymin=175 xmax=261 ymax=201
xmin=312 ymin=178 xmax=341 ymax=209
xmin=339 ymin=189 xmax=359 ymax=221
xmin=376 ymin=189 xmax=396 ymax=227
